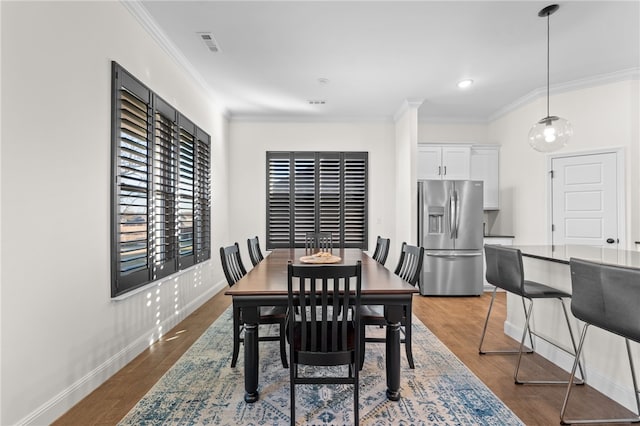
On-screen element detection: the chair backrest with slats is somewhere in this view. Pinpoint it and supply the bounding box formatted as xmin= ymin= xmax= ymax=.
xmin=484 ymin=244 xmax=525 ymax=296
xmin=305 ymin=232 xmax=333 ymax=253
xmin=394 ymin=242 xmax=424 ymax=286
xmin=247 ymin=236 xmax=264 ymax=267
xmin=570 ymin=258 xmax=640 ymax=343
xmin=372 ymin=236 xmax=390 ymax=266
xmin=287 ymin=262 xmax=361 ymax=365
xmin=220 ymin=242 xmax=247 ymax=286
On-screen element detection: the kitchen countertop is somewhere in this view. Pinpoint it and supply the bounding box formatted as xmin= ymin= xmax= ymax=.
xmin=511 ymin=244 xmax=640 ymax=268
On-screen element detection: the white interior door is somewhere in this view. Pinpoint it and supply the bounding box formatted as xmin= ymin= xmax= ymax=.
xmin=551 ymin=152 xmax=620 ymax=247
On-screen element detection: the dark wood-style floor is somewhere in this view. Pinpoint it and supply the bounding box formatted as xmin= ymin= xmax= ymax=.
xmin=53 ymin=291 xmax=635 ymax=425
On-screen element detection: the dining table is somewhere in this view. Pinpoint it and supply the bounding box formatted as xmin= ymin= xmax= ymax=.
xmin=224 ymin=247 xmax=419 ymax=403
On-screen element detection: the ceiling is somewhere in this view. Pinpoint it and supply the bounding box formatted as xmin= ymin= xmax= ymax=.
xmin=134 ymin=1 xmax=640 ymax=123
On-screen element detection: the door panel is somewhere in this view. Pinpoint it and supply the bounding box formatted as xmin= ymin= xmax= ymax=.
xmin=453 ymin=180 xmax=483 ymax=250
xmin=551 ymin=152 xmax=618 ymax=247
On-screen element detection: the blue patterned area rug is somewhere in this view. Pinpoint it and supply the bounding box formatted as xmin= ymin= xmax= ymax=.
xmin=119 ymin=307 xmax=523 ymax=425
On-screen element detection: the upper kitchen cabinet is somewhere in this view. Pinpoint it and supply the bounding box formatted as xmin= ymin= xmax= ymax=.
xmin=470 ymin=145 xmax=500 ymax=210
xmin=417 ymin=144 xmax=470 ymax=180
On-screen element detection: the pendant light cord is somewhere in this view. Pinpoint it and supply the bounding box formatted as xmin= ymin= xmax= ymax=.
xmin=546 ymin=11 xmax=550 ymax=118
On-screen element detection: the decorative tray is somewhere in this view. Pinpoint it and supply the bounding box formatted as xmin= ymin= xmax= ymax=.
xmin=299 ymin=254 xmax=342 ymax=264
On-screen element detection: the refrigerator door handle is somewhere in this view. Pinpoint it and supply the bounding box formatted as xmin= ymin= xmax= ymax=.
xmin=426 ymin=251 xmax=483 ymax=258
xmin=448 ymin=192 xmax=456 ymax=238
xmin=454 ymin=190 xmax=461 ymax=239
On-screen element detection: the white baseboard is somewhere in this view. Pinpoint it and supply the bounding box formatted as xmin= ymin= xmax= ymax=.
xmin=18 ymin=280 xmax=227 ymax=426
xmin=504 ymin=320 xmax=638 ymax=413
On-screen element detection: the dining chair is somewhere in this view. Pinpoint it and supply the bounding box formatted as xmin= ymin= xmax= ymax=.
xmin=247 ymin=235 xmax=265 ymax=267
xmin=372 ymin=235 xmax=390 ymax=266
xmin=305 ymin=231 xmax=333 ymax=253
xmin=560 ymin=258 xmax=640 ymax=424
xmin=287 ymin=261 xmax=362 ymax=425
xmin=359 ymin=242 xmax=424 ymax=369
xmin=479 ymin=244 xmax=584 ymax=385
xmin=220 ymin=242 xmax=288 ymax=368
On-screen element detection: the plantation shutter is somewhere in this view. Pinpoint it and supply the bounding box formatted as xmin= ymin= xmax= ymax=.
xmin=195 ymin=128 xmax=211 ymax=263
xmin=178 ymin=116 xmax=196 ymax=269
xmin=318 ymin=153 xmax=341 ymax=241
xmin=267 ymin=153 xmax=292 ymax=248
xmin=151 ymin=97 xmax=178 ymax=280
xmin=344 ymin=153 xmax=367 ymax=247
xmin=265 ymin=151 xmax=367 ymax=250
xmin=112 ymin=69 xmax=152 ymax=295
xmin=293 ymin=153 xmax=316 ymax=246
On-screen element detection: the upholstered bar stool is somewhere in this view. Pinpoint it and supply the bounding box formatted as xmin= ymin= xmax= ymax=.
xmin=479 ymin=244 xmax=584 ymax=385
xmin=560 ymin=258 xmax=640 ymax=424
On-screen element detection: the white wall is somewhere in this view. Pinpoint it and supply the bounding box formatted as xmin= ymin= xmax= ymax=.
xmin=418 ymin=122 xmax=489 ymax=144
xmin=488 ymin=79 xmax=640 ymax=246
xmin=227 ymin=120 xmax=399 ymax=266
xmin=0 ymin=2 xmax=229 ymax=424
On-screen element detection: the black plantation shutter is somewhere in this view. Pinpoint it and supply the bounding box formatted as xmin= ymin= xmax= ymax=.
xmin=178 ymin=115 xmax=196 ymax=269
xmin=267 ymin=153 xmax=292 ymax=248
xmin=112 ymin=67 xmax=152 ymax=296
xmin=318 ymin=153 xmax=341 ymax=241
xmin=293 ymin=153 xmax=316 ymax=246
xmin=265 ymin=151 xmax=367 ymax=250
xmin=151 ymin=97 xmax=178 ymax=280
xmin=195 ymin=128 xmax=211 ymax=262
xmin=343 ymin=153 xmax=367 ymax=247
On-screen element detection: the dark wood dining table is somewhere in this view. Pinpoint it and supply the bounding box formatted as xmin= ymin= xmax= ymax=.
xmin=224 ymin=248 xmax=419 ymax=403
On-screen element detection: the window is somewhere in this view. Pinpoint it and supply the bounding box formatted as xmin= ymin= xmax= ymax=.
xmin=111 ymin=62 xmax=211 ymax=297
xmin=266 ymin=151 xmax=367 ymax=249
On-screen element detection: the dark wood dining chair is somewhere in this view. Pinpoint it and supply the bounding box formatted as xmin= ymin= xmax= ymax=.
xmin=560 ymin=258 xmax=640 ymax=424
xmin=359 ymin=242 xmax=424 ymax=369
xmin=305 ymin=231 xmax=333 ymax=253
xmin=372 ymin=235 xmax=390 ymax=266
xmin=287 ymin=261 xmax=361 ymax=425
xmin=247 ymin=235 xmax=264 ymax=267
xmin=479 ymin=244 xmax=584 ymax=385
xmin=220 ymin=242 xmax=288 ymax=368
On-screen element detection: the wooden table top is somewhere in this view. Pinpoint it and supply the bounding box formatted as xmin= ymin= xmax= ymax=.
xmin=225 ymin=248 xmax=418 ymax=296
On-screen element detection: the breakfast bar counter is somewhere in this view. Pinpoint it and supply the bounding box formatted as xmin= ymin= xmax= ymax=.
xmin=499 ymin=244 xmax=640 ymax=411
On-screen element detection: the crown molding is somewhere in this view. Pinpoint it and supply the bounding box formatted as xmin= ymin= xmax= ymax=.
xmin=488 ymin=67 xmax=640 ymax=122
xmin=120 ymin=0 xmax=229 ymax=119
xmin=393 ymin=98 xmax=424 ymax=122
xmin=228 ymin=114 xmax=394 ymax=124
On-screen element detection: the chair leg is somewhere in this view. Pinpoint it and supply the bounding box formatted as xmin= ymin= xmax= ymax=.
xmin=561 ymin=330 xmax=640 ymax=424
xmin=514 ymin=298 xmax=585 ymax=385
xmin=280 ymin=320 xmax=288 ymax=368
xmin=231 ymin=306 xmax=241 ymax=368
xmin=354 ymin=362 xmax=359 ymax=426
xmin=404 ymin=304 xmax=415 ymax=369
xmin=479 ymin=288 xmax=534 ymax=355
xmin=359 ymin=321 xmax=366 ymax=370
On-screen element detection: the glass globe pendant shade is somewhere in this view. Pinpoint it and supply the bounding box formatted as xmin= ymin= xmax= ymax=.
xmin=528 ymin=115 xmax=573 ymax=152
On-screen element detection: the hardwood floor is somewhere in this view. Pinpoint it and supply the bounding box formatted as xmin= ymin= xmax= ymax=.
xmin=53 ymin=291 xmax=635 ymax=425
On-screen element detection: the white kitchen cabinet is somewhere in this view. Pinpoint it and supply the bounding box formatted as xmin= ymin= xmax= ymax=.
xmin=470 ymin=145 xmax=500 ymax=210
xmin=482 ymin=236 xmax=513 ymax=291
xmin=417 ymin=145 xmax=470 ymax=180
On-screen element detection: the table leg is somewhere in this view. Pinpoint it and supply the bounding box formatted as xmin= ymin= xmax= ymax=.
xmin=385 ymin=305 xmax=402 ymax=401
xmin=243 ymin=306 xmax=260 ymax=403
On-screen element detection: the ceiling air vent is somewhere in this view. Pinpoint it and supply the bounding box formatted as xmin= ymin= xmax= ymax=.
xmin=308 ymin=100 xmax=326 ymax=105
xmin=197 ymin=32 xmax=221 ymax=53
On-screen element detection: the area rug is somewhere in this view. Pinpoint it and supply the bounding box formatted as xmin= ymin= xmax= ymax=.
xmin=118 ymin=307 xmax=524 ymax=425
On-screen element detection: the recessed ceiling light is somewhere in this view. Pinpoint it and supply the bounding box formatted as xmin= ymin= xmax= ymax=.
xmin=317 ymin=78 xmax=330 ymax=85
xmin=308 ymin=100 xmax=326 ymax=105
xmin=457 ymin=79 xmax=474 ymax=89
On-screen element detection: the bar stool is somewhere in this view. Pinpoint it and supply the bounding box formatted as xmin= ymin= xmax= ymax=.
xmin=560 ymin=258 xmax=640 ymax=424
xmin=479 ymin=244 xmax=584 ymax=385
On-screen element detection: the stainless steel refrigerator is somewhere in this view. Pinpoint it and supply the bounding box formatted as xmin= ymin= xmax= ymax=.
xmin=417 ymin=180 xmax=483 ymax=295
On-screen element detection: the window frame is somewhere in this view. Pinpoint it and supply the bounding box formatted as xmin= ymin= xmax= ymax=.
xmin=266 ymin=151 xmax=368 ymax=250
xmin=111 ymin=62 xmax=211 ymax=298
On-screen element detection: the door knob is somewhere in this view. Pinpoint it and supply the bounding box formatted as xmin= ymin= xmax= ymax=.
xmin=606 ymin=238 xmax=616 ymax=244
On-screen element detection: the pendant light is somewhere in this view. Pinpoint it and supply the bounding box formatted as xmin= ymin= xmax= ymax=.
xmin=528 ymin=4 xmax=573 ymax=153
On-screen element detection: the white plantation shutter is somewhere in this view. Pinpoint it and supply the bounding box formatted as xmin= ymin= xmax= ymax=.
xmin=111 ymin=62 xmax=211 ymax=297
xmin=266 ymin=152 xmax=367 ymax=249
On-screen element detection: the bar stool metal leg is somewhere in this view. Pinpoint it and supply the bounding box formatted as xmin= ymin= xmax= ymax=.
xmin=561 ymin=329 xmax=640 ymax=424
xmin=478 ymin=287 xmax=534 ymax=354
xmin=514 ymin=297 xmax=585 ymax=385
